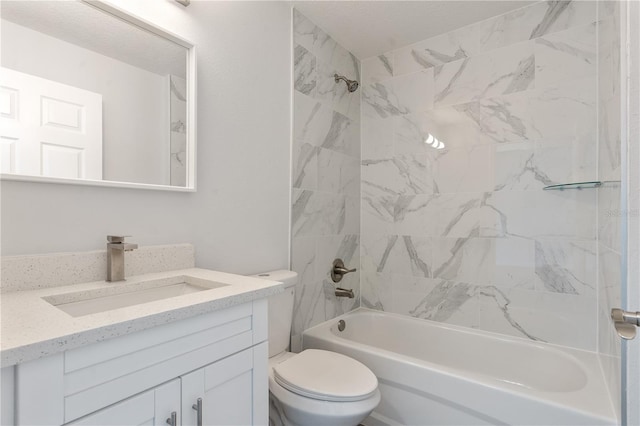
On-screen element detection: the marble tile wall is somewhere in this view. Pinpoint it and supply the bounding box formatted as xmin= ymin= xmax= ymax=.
xmin=596 ymin=0 xmax=622 ymax=417
xmin=360 ymin=0 xmax=603 ymax=351
xmin=290 ymin=10 xmax=361 ymax=351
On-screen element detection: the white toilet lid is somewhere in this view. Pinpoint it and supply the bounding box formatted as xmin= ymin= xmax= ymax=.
xmin=273 ymin=349 xmax=378 ymax=402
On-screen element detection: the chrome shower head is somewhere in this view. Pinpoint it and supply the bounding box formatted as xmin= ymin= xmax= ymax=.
xmin=334 ymin=74 xmax=359 ymax=92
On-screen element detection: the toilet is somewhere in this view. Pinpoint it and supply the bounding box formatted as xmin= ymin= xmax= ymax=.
xmin=254 ymin=270 xmax=380 ymax=426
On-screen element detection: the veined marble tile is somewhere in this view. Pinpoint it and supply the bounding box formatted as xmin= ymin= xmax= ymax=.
xmin=392 ymin=0 xmax=596 ymax=77
xmin=291 ymin=278 xmax=328 ymax=341
xmin=598 ymin=245 xmax=621 ymax=357
xmin=406 ymin=279 xmax=480 ymax=328
xmin=392 ymin=69 xmax=434 ymax=114
xmin=432 ymin=237 xmax=535 ymax=289
xmin=292 ymin=141 xmax=318 ymax=190
xmin=598 ymin=182 xmax=622 ymax=250
xmin=597 ymin=20 xmax=621 ymax=186
xmin=361 ymin=233 xmax=401 ymax=274
xmin=488 ymin=190 xmax=596 ymax=240
xmin=434 ymin=42 xmax=535 ymax=108
xmin=318 ymin=148 xmax=359 ymax=196
xmin=291 ymin=236 xmax=316 ymax=293
xmin=536 ymin=141 xmax=597 ymax=183
xmin=361 ymin=113 xmax=394 ymax=161
xmin=394 ymin=194 xmax=436 ymax=237
xmin=362 ymin=81 xmax=409 ymax=120
xmin=393 ymin=113 xmax=433 ymax=155
xmin=362 ymin=54 xmax=394 ymax=84
xmin=291 ymin=189 xmax=345 ymax=237
xmin=535 ymin=22 xmax=596 ymax=89
xmin=474 ymin=285 xmax=544 ymax=341
xmin=293 ymin=9 xmax=331 ymax=59
xmin=360 ymin=262 xmax=392 ymax=311
xmin=361 ymin=233 xmax=432 ymax=278
xmin=598 ymin=95 xmax=621 ymax=182
xmin=293 ymin=91 xmax=333 ymax=145
xmin=361 ymin=192 xmax=436 ymax=237
xmin=320 ymin=110 xmax=356 ymax=158
xmin=447 ymin=91 xmax=533 ymax=146
xmin=294 ymin=9 xmax=358 ymax=77
xmin=479 ymin=288 xmax=596 ymax=350
xmin=344 ymin=196 xmax=360 ymax=235
xmin=294 ymin=44 xmax=317 ymax=96
xmin=528 ymin=77 xmax=596 ymax=146
xmin=433 ymin=192 xmax=504 ymax=238
xmin=361 ymin=152 xmax=432 ymax=197
xmin=493 ymin=142 xmax=547 ymax=191
xmin=361 ymin=190 xmax=397 ymax=236
xmin=418 ymin=93 xmax=531 ymax=150
xmin=432 ymin=144 xmax=494 ymax=194
xmin=493 ymin=140 xmax=596 ymax=191
xmin=534 ymin=239 xmax=597 ymax=296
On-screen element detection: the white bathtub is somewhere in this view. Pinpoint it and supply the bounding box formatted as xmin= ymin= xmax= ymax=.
xmin=302 ymin=309 xmax=617 ymax=426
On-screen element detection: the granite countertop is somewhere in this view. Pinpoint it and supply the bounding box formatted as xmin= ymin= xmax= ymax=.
xmin=0 ymin=268 xmax=283 ymax=366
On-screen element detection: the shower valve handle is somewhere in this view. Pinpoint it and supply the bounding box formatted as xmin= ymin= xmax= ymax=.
xmin=331 ymin=259 xmax=356 ymax=283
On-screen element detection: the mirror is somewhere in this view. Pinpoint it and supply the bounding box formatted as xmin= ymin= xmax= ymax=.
xmin=0 ymin=0 xmax=196 ymax=190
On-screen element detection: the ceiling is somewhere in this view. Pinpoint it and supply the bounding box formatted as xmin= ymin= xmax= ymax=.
xmin=292 ymin=1 xmax=537 ymax=59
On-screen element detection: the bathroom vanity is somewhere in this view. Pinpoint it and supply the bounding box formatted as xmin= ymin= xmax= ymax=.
xmin=0 ymin=267 xmax=283 ymax=425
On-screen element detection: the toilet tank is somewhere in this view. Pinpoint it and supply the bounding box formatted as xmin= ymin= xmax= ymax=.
xmin=252 ymin=270 xmax=298 ymax=357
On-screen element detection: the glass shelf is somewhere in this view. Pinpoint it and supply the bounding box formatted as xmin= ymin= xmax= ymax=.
xmin=543 ymin=181 xmax=620 ymax=190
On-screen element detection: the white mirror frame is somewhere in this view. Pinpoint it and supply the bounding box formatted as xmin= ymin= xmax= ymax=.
xmin=0 ymin=0 xmax=197 ymax=192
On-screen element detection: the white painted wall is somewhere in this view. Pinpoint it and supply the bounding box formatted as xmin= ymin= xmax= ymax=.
xmin=1 ymin=20 xmax=169 ymax=185
xmin=0 ymin=0 xmax=292 ymax=275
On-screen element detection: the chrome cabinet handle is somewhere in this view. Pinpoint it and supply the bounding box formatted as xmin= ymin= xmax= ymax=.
xmin=192 ymin=397 xmax=203 ymax=426
xmin=166 ymin=411 xmax=177 ymax=426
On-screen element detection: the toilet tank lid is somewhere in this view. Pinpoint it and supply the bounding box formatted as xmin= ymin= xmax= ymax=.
xmin=251 ymin=270 xmax=298 ymax=288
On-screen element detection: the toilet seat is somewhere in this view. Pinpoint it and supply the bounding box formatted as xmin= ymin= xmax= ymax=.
xmin=273 ymin=349 xmax=378 ymax=402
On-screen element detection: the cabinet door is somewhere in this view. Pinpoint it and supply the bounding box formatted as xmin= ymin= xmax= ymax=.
xmin=182 ymin=348 xmax=255 ymax=425
xmin=67 ymin=379 xmax=180 ymax=426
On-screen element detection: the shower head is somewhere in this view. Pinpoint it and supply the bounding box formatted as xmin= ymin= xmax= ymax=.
xmin=334 ymin=74 xmax=359 ymax=92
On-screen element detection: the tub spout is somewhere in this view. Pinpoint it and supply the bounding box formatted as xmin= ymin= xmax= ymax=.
xmin=335 ymin=287 xmax=354 ymax=298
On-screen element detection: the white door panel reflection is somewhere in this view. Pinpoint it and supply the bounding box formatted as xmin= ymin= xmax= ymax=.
xmin=0 ymin=67 xmax=102 ymax=180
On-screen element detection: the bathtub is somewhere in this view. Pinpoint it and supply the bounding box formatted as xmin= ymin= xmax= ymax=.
xmin=302 ymin=309 xmax=617 ymax=426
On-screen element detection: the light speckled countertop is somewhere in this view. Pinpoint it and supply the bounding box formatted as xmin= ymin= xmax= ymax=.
xmin=1 ymin=268 xmax=283 ymax=366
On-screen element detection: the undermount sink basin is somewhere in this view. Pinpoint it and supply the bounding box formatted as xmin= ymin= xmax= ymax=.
xmin=43 ymin=275 xmax=229 ymax=317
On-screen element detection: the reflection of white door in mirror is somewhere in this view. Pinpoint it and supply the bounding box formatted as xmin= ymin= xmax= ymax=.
xmin=0 ymin=67 xmax=102 ymax=180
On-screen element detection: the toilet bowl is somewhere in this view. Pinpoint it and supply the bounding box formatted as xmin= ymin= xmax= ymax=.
xmin=269 ymin=351 xmax=381 ymax=426
xmin=253 ymin=271 xmax=380 ymax=426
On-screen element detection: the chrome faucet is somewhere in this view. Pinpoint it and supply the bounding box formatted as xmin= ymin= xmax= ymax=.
xmin=106 ymin=235 xmax=138 ymax=282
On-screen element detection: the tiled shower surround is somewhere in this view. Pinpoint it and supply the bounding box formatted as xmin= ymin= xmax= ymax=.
xmin=291 ymin=1 xmax=623 ymax=360
xmin=359 ymin=0 xmax=610 ymax=352
xmin=290 ymin=10 xmax=361 ymax=351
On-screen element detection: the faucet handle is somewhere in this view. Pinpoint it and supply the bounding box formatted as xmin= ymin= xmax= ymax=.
xmin=107 ymin=235 xmax=131 ymax=243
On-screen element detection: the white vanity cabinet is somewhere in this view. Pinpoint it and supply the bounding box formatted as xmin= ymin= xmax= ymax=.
xmin=13 ymin=300 xmax=269 ymax=426
xmin=68 ymin=378 xmax=181 ymax=426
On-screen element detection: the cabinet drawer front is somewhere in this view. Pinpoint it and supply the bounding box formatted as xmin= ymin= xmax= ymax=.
xmin=67 ymin=388 xmax=156 ymax=426
xmin=65 ymin=303 xmax=252 ymax=373
xmin=63 ymin=304 xmax=255 ymax=422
